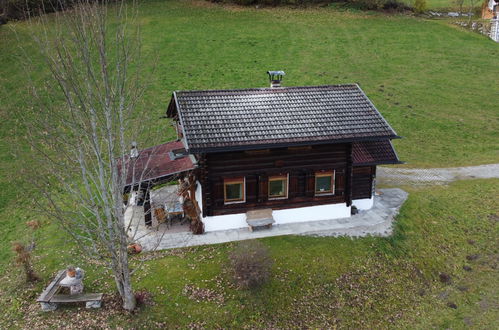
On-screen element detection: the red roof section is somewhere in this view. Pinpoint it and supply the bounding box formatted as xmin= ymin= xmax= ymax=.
xmin=121 ymin=141 xmax=195 ymax=186
xmin=352 ymin=140 xmax=401 ymax=165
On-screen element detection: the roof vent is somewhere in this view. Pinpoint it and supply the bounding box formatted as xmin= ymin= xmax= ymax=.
xmin=267 ymin=70 xmax=285 ymax=88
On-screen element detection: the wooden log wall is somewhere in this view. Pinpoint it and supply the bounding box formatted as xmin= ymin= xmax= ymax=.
xmin=201 ymin=144 xmax=350 ymax=216
xmin=351 ymin=166 xmax=376 ymax=200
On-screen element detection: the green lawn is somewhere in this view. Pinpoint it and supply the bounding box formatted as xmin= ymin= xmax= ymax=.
xmin=402 ymin=0 xmax=473 ymax=10
xmin=0 ymin=1 xmax=498 ymax=328
xmin=1 ymin=180 xmax=497 ymax=328
xmin=1 ymin=1 xmax=498 ymax=170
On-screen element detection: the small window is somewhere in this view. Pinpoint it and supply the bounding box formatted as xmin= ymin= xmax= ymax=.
xmin=268 ymin=175 xmax=288 ymax=199
xmin=224 ymin=177 xmax=245 ymax=203
xmin=315 ymin=171 xmax=335 ymax=195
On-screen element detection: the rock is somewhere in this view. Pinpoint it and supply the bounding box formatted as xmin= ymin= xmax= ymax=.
xmin=40 ymin=302 xmax=58 ymax=312
xmin=463 ymin=265 xmax=472 ymax=272
xmin=86 ymin=300 xmax=102 ymax=309
xmin=448 ymin=12 xmax=460 ymax=17
xmin=466 ymin=254 xmax=479 ymax=261
xmin=439 ymin=272 xmax=452 ymax=283
xmin=447 ymin=302 xmax=458 ymax=309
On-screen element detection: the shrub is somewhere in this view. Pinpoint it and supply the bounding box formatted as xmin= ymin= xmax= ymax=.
xmin=228 ymin=240 xmax=273 ymax=289
xmin=413 ymin=0 xmax=427 ymax=13
xmin=11 ymin=242 xmax=39 ymax=282
xmin=134 ymin=290 xmax=153 ymax=306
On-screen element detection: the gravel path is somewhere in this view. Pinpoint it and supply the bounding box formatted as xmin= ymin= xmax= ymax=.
xmin=377 ymin=163 xmax=499 ymax=185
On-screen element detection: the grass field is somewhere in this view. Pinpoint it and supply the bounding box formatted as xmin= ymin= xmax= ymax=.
xmin=1 ymin=1 xmax=498 ymax=170
xmin=402 ymin=0 xmax=472 ymax=10
xmin=0 ymin=1 xmax=498 ymax=328
xmin=1 ymin=179 xmax=497 ymax=328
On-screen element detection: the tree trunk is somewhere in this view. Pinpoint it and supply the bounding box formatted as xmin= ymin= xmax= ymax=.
xmin=121 ymin=278 xmax=136 ymax=311
xmin=114 ymin=266 xmax=136 ymax=311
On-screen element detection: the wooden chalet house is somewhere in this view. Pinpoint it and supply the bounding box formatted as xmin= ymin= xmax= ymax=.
xmin=154 ymin=71 xmax=402 ymax=232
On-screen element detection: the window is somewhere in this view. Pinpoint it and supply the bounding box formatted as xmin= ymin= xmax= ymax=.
xmin=224 ymin=177 xmax=245 ymax=203
xmin=315 ymin=171 xmax=335 ymax=195
xmin=268 ymin=175 xmax=288 ymax=199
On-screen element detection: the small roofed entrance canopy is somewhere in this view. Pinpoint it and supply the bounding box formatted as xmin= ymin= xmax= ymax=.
xmin=352 ymin=140 xmax=402 ymax=166
xmin=120 ymin=140 xmax=195 ymax=189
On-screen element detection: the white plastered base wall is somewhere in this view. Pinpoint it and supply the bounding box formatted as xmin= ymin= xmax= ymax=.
xmin=352 ymin=197 xmax=374 ymax=210
xmin=201 ymin=202 xmax=352 ymax=232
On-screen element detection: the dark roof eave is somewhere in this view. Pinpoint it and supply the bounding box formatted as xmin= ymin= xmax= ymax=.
xmin=353 ymin=160 xmax=405 ymax=166
xmin=187 ymin=135 xmax=401 ymax=154
xmin=124 ymin=166 xmax=197 ymax=189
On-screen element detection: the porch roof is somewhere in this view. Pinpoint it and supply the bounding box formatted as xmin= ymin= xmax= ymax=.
xmin=122 ymin=140 xmax=195 ymax=187
xmin=352 ymin=140 xmax=402 ymax=166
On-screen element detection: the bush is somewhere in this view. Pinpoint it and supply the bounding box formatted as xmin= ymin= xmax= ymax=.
xmin=228 ymin=240 xmax=273 ymax=289
xmin=11 ymin=242 xmax=39 ymax=282
xmin=413 ymin=0 xmax=427 ymax=13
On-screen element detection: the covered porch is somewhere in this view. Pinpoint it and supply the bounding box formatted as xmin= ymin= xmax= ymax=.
xmin=122 ymin=140 xmax=201 ymax=241
xmin=131 ymin=188 xmax=408 ymax=251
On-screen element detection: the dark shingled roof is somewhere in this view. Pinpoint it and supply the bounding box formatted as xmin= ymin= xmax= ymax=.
xmin=352 ymin=140 xmax=401 ymax=166
xmin=168 ymin=84 xmax=398 ymax=153
xmin=121 ymin=141 xmax=195 ymax=186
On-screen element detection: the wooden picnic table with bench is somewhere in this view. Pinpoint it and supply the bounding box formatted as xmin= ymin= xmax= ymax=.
xmin=37 ymin=270 xmax=103 ymax=311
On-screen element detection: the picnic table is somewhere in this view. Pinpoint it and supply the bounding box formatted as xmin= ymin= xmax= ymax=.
xmin=37 ymin=270 xmax=103 ymax=311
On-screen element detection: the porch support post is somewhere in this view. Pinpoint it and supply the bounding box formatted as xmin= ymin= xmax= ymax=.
xmin=345 ymin=143 xmax=353 ymax=207
xmin=143 ymin=186 xmax=152 ymax=226
xmin=198 ymin=154 xmax=211 ymax=217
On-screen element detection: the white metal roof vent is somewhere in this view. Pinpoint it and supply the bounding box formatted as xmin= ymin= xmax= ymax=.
xmin=267 ymin=70 xmax=285 ymax=88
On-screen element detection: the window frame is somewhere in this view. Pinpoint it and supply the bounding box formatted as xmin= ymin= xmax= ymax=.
xmin=314 ymin=170 xmax=335 ymax=196
xmin=223 ymin=177 xmax=246 ymax=204
xmin=268 ymin=174 xmax=289 ymax=200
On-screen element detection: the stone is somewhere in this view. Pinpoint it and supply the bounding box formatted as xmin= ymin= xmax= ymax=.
xmin=448 ymin=12 xmax=460 ymax=17
xmin=40 ymin=302 xmax=58 ymax=312
xmin=70 ymin=283 xmax=84 ymax=295
xmin=463 ymin=265 xmax=472 ymax=272
xmin=466 ymin=254 xmax=479 ymax=261
xmin=86 ymin=300 xmax=102 ymax=309
xmin=447 ymin=302 xmax=458 ymax=309
xmin=439 ymin=272 xmax=451 ymax=283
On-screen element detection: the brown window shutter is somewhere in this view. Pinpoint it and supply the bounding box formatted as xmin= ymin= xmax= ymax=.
xmin=258 ymin=174 xmax=268 ymax=202
xmin=335 ymin=170 xmax=345 ymax=195
xmin=305 ymin=171 xmax=315 ymax=197
xmin=213 ymin=178 xmax=224 ymax=207
xmin=288 ymin=173 xmax=298 ymax=198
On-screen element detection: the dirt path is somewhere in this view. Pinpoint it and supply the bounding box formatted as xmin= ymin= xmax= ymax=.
xmin=377 ymin=163 xmax=499 ymax=186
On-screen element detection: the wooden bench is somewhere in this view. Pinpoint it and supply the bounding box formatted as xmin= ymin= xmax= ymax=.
xmin=246 ymin=209 xmax=275 ymax=232
xmin=37 ymin=270 xmax=103 ymax=311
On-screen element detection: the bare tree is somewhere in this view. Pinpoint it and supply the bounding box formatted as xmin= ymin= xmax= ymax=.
xmin=454 ymin=0 xmax=465 ymax=14
xmin=16 ymin=0 xmax=179 ymax=311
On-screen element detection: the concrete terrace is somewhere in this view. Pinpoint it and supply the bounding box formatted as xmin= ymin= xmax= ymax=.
xmin=126 ymin=188 xmax=408 ymax=251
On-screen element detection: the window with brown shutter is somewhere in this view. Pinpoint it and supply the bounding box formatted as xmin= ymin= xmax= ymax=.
xmin=315 ymin=171 xmax=335 ymax=196
xmin=224 ymin=177 xmax=245 ymax=204
xmin=268 ymin=174 xmax=288 ymax=199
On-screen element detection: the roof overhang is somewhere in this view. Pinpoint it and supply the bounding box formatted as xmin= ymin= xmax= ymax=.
xmin=187 ymin=135 xmax=401 ymax=154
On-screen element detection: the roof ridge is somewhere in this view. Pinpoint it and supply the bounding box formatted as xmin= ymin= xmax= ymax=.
xmin=174 ymin=84 xmax=359 ymax=94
